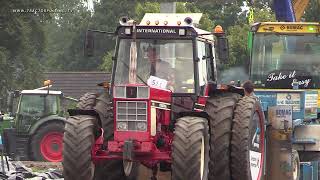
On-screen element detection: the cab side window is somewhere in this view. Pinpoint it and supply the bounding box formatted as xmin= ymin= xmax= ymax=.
xmin=197 ymin=41 xmax=214 ymax=95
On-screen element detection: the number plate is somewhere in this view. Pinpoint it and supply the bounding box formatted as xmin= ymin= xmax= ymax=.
xmin=147 ymin=76 xmax=168 ymax=89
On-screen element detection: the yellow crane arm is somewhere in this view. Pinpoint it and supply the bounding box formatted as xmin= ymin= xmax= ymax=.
xmin=292 ymin=0 xmax=310 ymax=21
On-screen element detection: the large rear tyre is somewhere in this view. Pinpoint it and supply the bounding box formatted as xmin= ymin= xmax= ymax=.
xmin=63 ymin=115 xmax=96 ymax=180
xmin=30 ymin=122 xmax=64 ymax=162
xmin=77 ymin=93 xmax=97 ymax=110
xmin=205 ymin=93 xmax=240 ymax=179
xmin=231 ymin=96 xmax=265 ymax=180
xmin=172 ymin=116 xmax=209 ymax=180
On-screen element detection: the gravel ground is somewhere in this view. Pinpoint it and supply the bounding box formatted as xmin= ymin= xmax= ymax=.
xmin=21 ymin=161 xmax=171 ymax=180
xmin=21 ymin=161 xmax=63 ymax=172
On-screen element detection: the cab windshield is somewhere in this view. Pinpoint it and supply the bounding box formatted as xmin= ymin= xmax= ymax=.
xmin=114 ymin=39 xmax=194 ymax=93
xmin=251 ymin=34 xmax=320 ymax=89
xmin=18 ymin=94 xmax=59 ymax=116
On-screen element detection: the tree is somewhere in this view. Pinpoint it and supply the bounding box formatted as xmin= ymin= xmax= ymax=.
xmin=303 ymin=0 xmax=320 ymax=21
xmin=227 ymin=5 xmax=275 ymax=67
xmin=43 ymin=0 xmax=92 ymax=71
xmin=195 ymin=0 xmax=246 ymax=29
xmin=0 ymin=0 xmax=55 ymax=109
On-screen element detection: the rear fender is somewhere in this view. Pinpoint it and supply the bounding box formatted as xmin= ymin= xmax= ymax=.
xmin=208 ymin=84 xmax=244 ymax=97
xmin=178 ymin=111 xmax=208 ymax=120
xmin=29 ymin=115 xmax=66 ymax=135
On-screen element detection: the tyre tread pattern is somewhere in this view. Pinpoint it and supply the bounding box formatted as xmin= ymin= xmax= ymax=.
xmin=205 ymin=93 xmax=240 ymax=179
xmin=63 ymin=115 xmax=95 ymax=180
xmin=231 ymin=96 xmax=257 ymax=180
xmin=77 ymin=93 xmax=97 ymax=110
xmin=172 ymin=116 xmax=209 ymax=180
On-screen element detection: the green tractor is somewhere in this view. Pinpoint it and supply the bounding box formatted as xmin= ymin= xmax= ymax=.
xmin=3 ymin=84 xmax=77 ymax=162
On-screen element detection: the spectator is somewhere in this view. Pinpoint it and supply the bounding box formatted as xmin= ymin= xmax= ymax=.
xmin=243 ymin=80 xmax=255 ymax=96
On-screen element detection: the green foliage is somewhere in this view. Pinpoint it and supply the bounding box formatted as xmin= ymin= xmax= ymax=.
xmin=43 ymin=0 xmax=93 ymax=71
xmin=0 ymin=0 xmax=54 ymax=109
xmin=195 ymin=0 xmax=246 ymax=29
xmin=253 ymin=7 xmax=276 ymax=22
xmin=227 ymin=5 xmax=275 ymax=68
xmin=100 ymin=51 xmax=114 ymax=72
xmin=303 ymin=0 xmax=320 ymax=21
xmin=135 ymin=2 xmax=160 ymax=20
xmin=227 ymin=24 xmax=250 ymax=66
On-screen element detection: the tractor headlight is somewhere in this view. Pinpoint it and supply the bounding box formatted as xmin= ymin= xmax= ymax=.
xmin=136 ymin=122 xmax=147 ymax=131
xmin=114 ymin=86 xmax=126 ymax=98
xmin=179 ymin=29 xmax=186 ymax=36
xmin=117 ymin=122 xmax=128 ymax=131
xmin=125 ymin=28 xmax=131 ymax=35
xmin=137 ymin=86 xmax=149 ymax=98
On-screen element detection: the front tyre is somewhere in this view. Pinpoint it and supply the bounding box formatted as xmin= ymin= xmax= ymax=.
xmin=172 ymin=116 xmax=209 ymax=180
xmin=231 ymin=96 xmax=265 ymax=180
xmin=63 ymin=115 xmax=96 ymax=180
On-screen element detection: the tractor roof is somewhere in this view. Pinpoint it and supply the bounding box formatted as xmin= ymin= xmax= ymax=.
xmin=21 ymin=90 xmax=62 ymax=95
xmin=140 ymin=13 xmax=203 ymax=27
xmin=117 ymin=13 xmax=214 ymax=41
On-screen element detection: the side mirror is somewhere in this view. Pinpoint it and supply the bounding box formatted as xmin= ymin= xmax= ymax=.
xmin=7 ymin=92 xmax=14 ymax=115
xmin=216 ymin=36 xmax=229 ymax=63
xmin=84 ymin=30 xmax=94 ymax=57
xmin=13 ymin=90 xmax=20 ymax=98
xmin=7 ymin=91 xmax=19 ymax=116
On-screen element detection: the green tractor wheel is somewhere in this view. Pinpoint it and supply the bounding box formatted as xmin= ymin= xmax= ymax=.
xmin=30 ymin=121 xmax=65 ymax=162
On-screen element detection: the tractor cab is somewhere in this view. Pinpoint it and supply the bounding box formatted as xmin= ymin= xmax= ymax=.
xmin=249 ymin=22 xmax=320 ymax=89
xmin=11 ymin=90 xmax=63 ymax=133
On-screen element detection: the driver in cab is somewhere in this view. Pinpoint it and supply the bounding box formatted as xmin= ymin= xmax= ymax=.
xmin=146 ymin=47 xmax=174 ymax=90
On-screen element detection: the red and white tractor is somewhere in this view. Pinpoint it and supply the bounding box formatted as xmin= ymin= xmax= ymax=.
xmin=62 ymin=13 xmax=266 ymax=180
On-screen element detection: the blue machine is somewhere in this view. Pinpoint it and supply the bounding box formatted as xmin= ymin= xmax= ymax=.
xmin=273 ymin=0 xmax=296 ymax=22
xmin=248 ymin=0 xmax=320 ymax=178
xmin=255 ymin=90 xmax=318 ymax=121
xmin=301 ymin=162 xmax=319 ymax=180
xmin=255 ymin=89 xmax=319 ymax=179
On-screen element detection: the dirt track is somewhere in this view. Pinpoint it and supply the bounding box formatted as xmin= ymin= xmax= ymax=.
xmin=22 ymin=161 xmax=171 ymax=180
xmin=137 ymin=166 xmax=171 ymax=180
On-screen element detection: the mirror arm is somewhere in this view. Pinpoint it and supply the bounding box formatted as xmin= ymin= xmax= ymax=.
xmin=87 ymin=29 xmax=115 ymax=36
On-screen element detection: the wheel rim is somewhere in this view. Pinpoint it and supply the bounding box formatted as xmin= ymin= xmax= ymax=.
xmin=90 ymin=162 xmax=95 ymax=179
xmin=293 ymin=157 xmax=298 ymax=180
xmin=249 ymin=110 xmax=265 ymax=180
xmin=200 ymin=137 xmax=205 ymax=180
xmin=40 ymin=132 xmax=63 ymax=162
xmin=123 ymin=160 xmax=133 ymax=176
